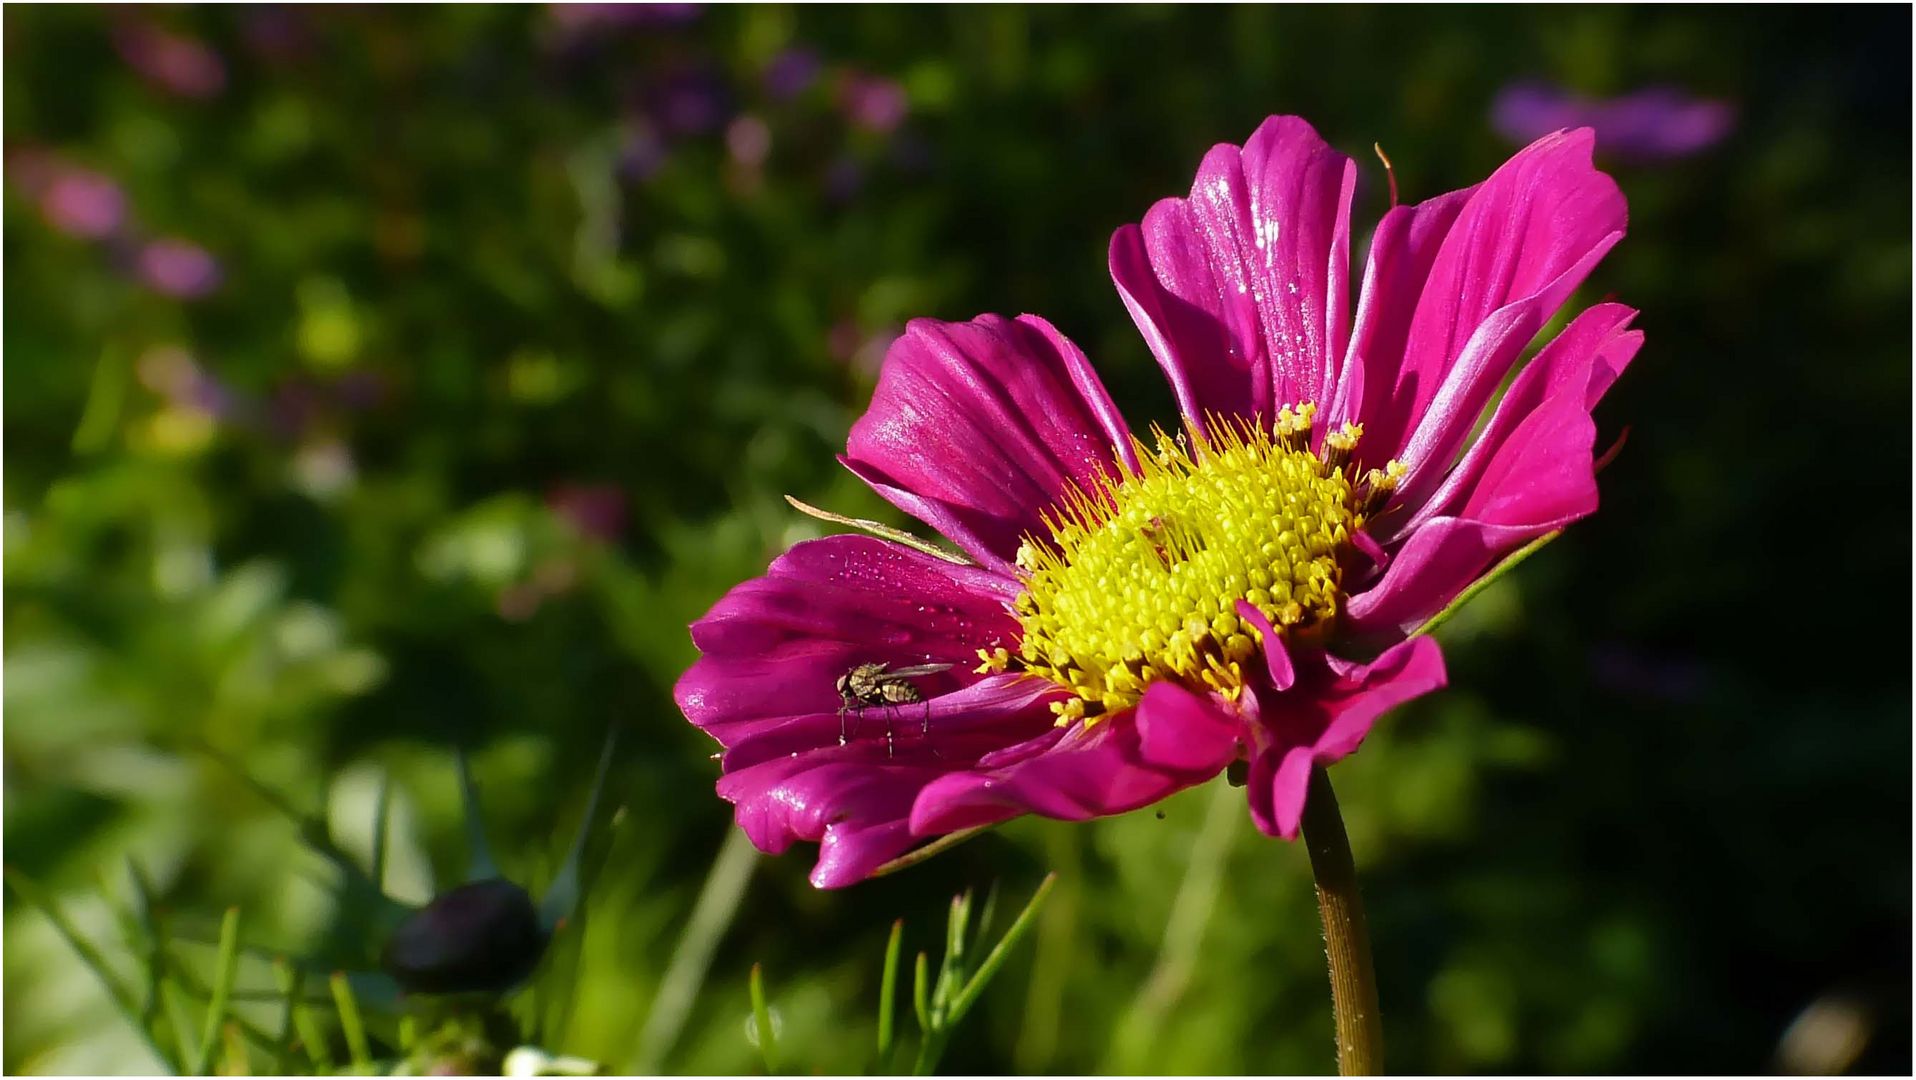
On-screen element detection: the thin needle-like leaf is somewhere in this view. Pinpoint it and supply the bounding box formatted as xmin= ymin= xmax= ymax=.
xmin=630 ymin=827 xmax=759 ymax=1073
xmin=332 ymin=971 xmax=373 ymax=1072
xmin=945 ymin=873 xmax=1058 ymax=1028
xmin=4 ymin=868 xmax=177 ymax=1072
xmin=1411 ymin=529 xmax=1561 ymax=639
xmin=784 ymin=495 xmax=972 ymax=565
xmin=456 ymin=745 xmax=499 ymax=882
xmin=749 ymin=963 xmax=777 ymax=1074
xmin=189 ymin=908 xmax=241 ymax=1075
xmin=540 ymin=727 xmax=619 ymax=934
xmin=877 ymin=919 xmax=904 ymax=1064
xmin=871 ymin=825 xmax=992 ymax=878
xmin=220 ymin=1022 xmax=250 ymax=1076
xmin=278 ymin=960 xmax=332 ymax=1073
xmin=369 ymin=772 xmax=393 ymax=893
xmin=911 ymin=952 xmax=931 ymax=1034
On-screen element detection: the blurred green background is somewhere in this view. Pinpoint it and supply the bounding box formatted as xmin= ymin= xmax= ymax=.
xmin=5 ymin=4 xmax=1910 ymax=1075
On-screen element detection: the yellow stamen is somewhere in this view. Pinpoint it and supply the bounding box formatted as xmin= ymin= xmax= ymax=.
xmin=1012 ymin=409 xmax=1379 ymax=723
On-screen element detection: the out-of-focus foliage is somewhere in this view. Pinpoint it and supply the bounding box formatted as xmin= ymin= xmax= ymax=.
xmin=4 ymin=4 xmax=1909 ymax=1075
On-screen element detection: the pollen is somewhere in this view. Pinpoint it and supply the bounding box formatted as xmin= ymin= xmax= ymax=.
xmin=1011 ymin=407 xmax=1395 ymax=722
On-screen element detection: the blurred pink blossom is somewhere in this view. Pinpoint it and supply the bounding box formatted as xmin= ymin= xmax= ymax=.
xmin=113 ymin=18 xmax=226 ymax=100
xmin=138 ymin=239 xmax=222 ymax=299
xmin=547 ymin=482 xmax=628 ymax=542
xmin=839 ymin=73 xmax=908 ymax=134
xmin=726 ymin=115 xmax=772 ymax=169
xmin=40 ymin=166 xmax=128 ymax=239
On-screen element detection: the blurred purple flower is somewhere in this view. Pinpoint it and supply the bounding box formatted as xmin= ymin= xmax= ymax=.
xmin=651 ymin=69 xmax=732 ymax=136
xmin=240 ymin=5 xmax=314 ymax=63
xmin=618 ymin=123 xmax=668 ymax=182
xmin=39 ymin=166 xmax=128 ymax=240
xmin=548 ymin=483 xmax=627 ymax=542
xmin=113 ymin=18 xmax=227 ymax=100
xmin=839 ymin=73 xmax=909 ymax=134
xmin=138 ymin=239 xmax=222 ymax=299
xmin=1492 ymin=81 xmax=1735 ymax=162
xmin=763 ymin=47 xmax=820 ymax=101
xmin=136 ymin=345 xmax=238 ymax=420
xmin=549 ymin=3 xmax=702 ymax=32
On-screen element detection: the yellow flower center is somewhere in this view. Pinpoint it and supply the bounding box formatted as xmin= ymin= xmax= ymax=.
xmin=983 ymin=405 xmax=1403 ymax=723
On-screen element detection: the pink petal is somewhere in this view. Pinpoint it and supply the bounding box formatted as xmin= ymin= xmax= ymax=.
xmin=1347 ymin=392 xmax=1605 ymax=640
xmin=843 ymin=314 xmax=1133 ymax=573
xmin=909 ymin=682 xmax=1241 ymax=834
xmin=1349 ymin=129 xmax=1626 ymax=489
xmin=1244 ymin=637 xmax=1447 ymax=838
xmin=674 ymin=534 xmax=1021 ymax=747
xmin=1110 ymin=115 xmax=1356 ymax=436
xmin=714 ymin=678 xmax=1062 ymax=889
xmin=1394 ymin=302 xmax=1643 ymax=538
xmin=1234 ymin=599 xmax=1296 ymax=690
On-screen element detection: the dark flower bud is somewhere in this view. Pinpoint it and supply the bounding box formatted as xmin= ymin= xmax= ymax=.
xmin=382 ymin=878 xmax=547 ymax=996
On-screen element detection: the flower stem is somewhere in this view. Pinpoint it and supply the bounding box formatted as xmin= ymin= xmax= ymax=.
xmin=1299 ymin=767 xmax=1383 ymax=1076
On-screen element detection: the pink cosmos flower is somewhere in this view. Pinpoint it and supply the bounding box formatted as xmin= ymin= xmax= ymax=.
xmin=675 ymin=115 xmax=1642 ymax=888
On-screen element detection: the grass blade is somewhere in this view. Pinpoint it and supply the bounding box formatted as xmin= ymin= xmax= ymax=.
xmin=911 ymin=951 xmax=931 ymax=1033
xmin=945 ymin=873 xmax=1057 ymax=1028
xmin=870 ymin=825 xmax=991 ymax=879
xmin=1411 ymin=529 xmax=1560 ymax=639
xmin=369 ymin=772 xmax=393 ymax=893
xmin=189 ymin=907 xmax=241 ymax=1075
xmin=332 ymin=970 xmax=373 ymax=1071
xmin=630 ymin=826 xmax=759 ymax=1073
xmin=456 ymin=744 xmax=499 ymax=882
xmin=877 ymin=919 xmax=904 ymax=1064
xmin=278 ymin=960 xmax=332 ymax=1073
xmin=749 ymin=962 xmax=777 ymax=1074
xmin=4 ymin=868 xmax=177 ymax=1072
xmin=540 ymin=726 xmax=619 ymax=934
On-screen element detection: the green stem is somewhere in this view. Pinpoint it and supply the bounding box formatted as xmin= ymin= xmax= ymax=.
xmin=1298 ymin=768 xmax=1382 ymax=1076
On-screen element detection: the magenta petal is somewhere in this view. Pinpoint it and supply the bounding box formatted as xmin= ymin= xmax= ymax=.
xmin=1244 ymin=637 xmax=1447 ymax=838
xmin=675 ymin=534 xmax=1021 ymax=747
xmin=1350 ymin=129 xmax=1626 ymax=476
xmin=719 ymin=674 xmax=1060 ymax=772
xmin=1110 ymin=115 xmax=1356 ymax=433
xmin=718 ymin=753 xmax=938 ymax=887
xmin=1396 ymin=302 xmax=1643 ymax=538
xmin=1246 ymin=744 xmax=1317 ymax=840
xmin=1348 ymin=337 xmax=1632 ymax=640
xmin=1235 ymin=599 xmax=1296 ymax=690
xmin=844 ymin=314 xmax=1132 ymax=570
xmin=910 ymin=686 xmax=1239 ymax=835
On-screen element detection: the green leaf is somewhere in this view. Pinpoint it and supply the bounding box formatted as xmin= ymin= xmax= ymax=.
xmin=877 ymin=919 xmax=904 ymax=1065
xmin=4 ymin=868 xmax=178 ymax=1072
xmin=189 ymin=907 xmax=241 ymax=1076
xmin=331 ymin=970 xmax=373 ymax=1072
xmin=945 ymin=873 xmax=1057 ymax=1029
xmin=749 ymin=962 xmax=778 ymax=1074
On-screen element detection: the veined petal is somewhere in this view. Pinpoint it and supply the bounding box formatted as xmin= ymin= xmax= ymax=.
xmin=674 ymin=533 xmax=1021 ymax=748
xmin=1349 ymin=128 xmax=1626 ymax=484
xmin=1348 ymin=388 xmax=1607 ymax=638
xmin=1394 ymin=302 xmax=1642 ymax=538
xmin=909 ymin=682 xmax=1241 ymax=834
xmin=1110 ymin=115 xmax=1356 ymax=436
xmin=1244 ymin=637 xmax=1446 ymax=838
xmin=843 ymin=314 xmax=1134 ymax=573
xmin=715 ymin=677 xmax=1060 ymax=889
